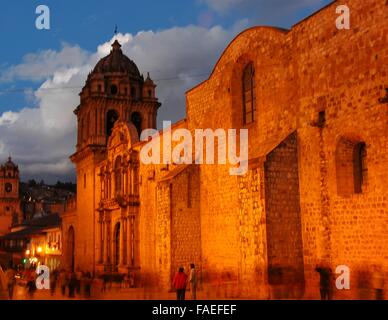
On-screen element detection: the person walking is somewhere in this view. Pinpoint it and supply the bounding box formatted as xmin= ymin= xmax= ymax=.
xmin=172 ymin=267 xmax=188 ymax=301
xmin=50 ymin=269 xmax=59 ymax=297
xmin=371 ymin=265 xmax=385 ymax=300
xmin=315 ymin=265 xmax=333 ymax=300
xmin=68 ymin=272 xmax=78 ymax=298
xmin=189 ymin=264 xmax=197 ymax=300
xmin=26 ymin=267 xmax=37 ymax=300
xmin=83 ymin=271 xmax=92 ymax=299
xmin=0 ymin=265 xmax=8 ymax=300
xmin=5 ymin=266 xmax=16 ymax=300
xmin=59 ymin=270 xmax=68 ymax=297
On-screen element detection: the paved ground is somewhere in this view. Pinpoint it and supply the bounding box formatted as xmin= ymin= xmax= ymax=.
xmin=11 ymin=283 xmax=215 ymax=300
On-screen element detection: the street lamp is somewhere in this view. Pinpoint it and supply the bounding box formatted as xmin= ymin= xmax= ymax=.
xmin=25 ymin=249 xmax=30 ymax=255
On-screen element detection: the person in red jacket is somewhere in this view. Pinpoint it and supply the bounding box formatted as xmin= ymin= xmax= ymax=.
xmin=172 ymin=267 xmax=188 ymax=300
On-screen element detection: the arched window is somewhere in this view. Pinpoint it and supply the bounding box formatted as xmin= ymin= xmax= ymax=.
xmin=115 ymin=156 xmax=122 ymax=196
xmin=106 ymin=109 xmax=119 ymax=137
xmin=110 ymin=85 xmax=118 ymax=95
xmin=131 ymin=87 xmax=136 ymax=99
xmin=131 ymin=112 xmax=142 ymax=138
xmin=242 ymin=63 xmax=256 ymax=125
xmin=336 ymin=138 xmax=367 ymax=196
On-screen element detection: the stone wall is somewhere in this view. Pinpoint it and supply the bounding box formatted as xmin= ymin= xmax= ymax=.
xmin=170 ymin=165 xmax=201 ymax=281
xmin=186 ymin=0 xmax=388 ymax=298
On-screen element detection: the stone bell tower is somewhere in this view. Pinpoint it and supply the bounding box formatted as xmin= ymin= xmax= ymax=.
xmin=69 ymin=39 xmax=160 ymax=271
xmin=0 ymin=157 xmax=21 ymax=235
xmin=74 ymin=39 xmax=160 ymax=151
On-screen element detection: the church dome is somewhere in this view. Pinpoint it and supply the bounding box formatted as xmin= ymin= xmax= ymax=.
xmin=92 ymin=40 xmax=141 ymax=79
xmin=4 ymin=157 xmax=17 ymax=169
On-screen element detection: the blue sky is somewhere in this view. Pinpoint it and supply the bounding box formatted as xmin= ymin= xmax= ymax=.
xmin=0 ymin=0 xmax=332 ymax=182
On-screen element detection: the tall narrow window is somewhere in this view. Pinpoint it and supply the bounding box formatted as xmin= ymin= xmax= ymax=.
xmin=242 ymin=63 xmax=256 ymax=125
xmin=131 ymin=112 xmax=142 ymax=138
xmin=336 ymin=138 xmax=367 ymax=196
xmin=115 ymin=156 xmax=122 ymax=196
xmin=106 ymin=109 xmax=119 ymax=137
xmin=353 ymin=142 xmax=367 ymax=194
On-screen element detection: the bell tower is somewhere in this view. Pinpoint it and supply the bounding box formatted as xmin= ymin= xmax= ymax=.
xmin=0 ymin=157 xmax=21 ymax=235
xmin=69 ymin=39 xmax=161 ymax=271
xmin=74 ymin=39 xmax=161 ymax=152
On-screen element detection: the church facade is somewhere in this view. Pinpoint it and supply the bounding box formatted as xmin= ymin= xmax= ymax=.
xmin=62 ymin=0 xmax=388 ymax=299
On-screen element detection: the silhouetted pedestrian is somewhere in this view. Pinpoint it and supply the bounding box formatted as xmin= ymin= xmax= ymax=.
xmin=68 ymin=273 xmax=77 ymax=298
xmin=5 ymin=266 xmax=16 ymax=300
xmin=83 ymin=271 xmax=92 ymax=298
xmin=371 ymin=265 xmax=385 ymax=300
xmin=316 ymin=265 xmax=333 ymax=300
xmin=50 ymin=269 xmax=59 ymax=296
xmin=26 ymin=268 xmax=37 ymax=299
xmin=59 ymin=270 xmax=68 ymax=296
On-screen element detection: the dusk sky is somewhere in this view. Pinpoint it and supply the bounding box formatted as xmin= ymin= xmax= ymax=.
xmin=0 ymin=0 xmax=332 ymax=183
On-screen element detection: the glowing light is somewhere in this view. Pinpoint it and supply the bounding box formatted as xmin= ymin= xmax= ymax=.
xmin=37 ymin=246 xmax=43 ymax=253
xmin=25 ymin=250 xmax=30 ymax=255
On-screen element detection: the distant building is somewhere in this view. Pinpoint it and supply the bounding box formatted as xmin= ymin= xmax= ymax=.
xmin=0 ymin=158 xmax=74 ymax=268
xmin=0 ymin=157 xmax=21 ymax=235
xmin=0 ymin=214 xmax=62 ymax=269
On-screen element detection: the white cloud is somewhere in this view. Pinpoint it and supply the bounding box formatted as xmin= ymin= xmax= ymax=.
xmin=0 ymin=23 xmax=243 ymax=182
xmin=0 ymin=111 xmax=19 ymax=125
xmin=0 ymin=44 xmax=90 ymax=83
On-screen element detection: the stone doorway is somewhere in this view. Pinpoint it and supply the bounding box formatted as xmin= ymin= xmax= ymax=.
xmin=264 ymin=132 xmax=305 ymax=299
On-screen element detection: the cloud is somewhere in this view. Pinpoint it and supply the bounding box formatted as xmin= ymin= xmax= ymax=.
xmin=0 ymin=23 xmax=243 ymax=183
xmin=0 ymin=44 xmax=90 ymax=83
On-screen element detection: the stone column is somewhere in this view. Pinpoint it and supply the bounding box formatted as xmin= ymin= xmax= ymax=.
xmin=98 ymin=214 xmax=103 ymax=263
xmin=103 ymin=220 xmax=107 ymax=264
xmin=106 ymin=217 xmax=111 ymax=265
xmin=130 ymin=216 xmax=135 ymax=266
xmin=119 ymin=217 xmax=125 ymax=267
xmin=123 ymin=218 xmax=127 ymax=266
xmin=128 ymin=166 xmax=132 ymax=196
xmin=127 ymin=216 xmax=132 ymax=266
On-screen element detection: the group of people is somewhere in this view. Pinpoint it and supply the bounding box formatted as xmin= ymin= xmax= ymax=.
xmin=0 ymin=264 xmax=39 ymax=300
xmin=54 ymin=269 xmax=93 ymax=298
xmin=172 ymin=263 xmax=197 ymax=300
xmin=0 ymin=264 xmax=94 ymax=300
xmin=315 ymin=264 xmax=385 ymax=300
